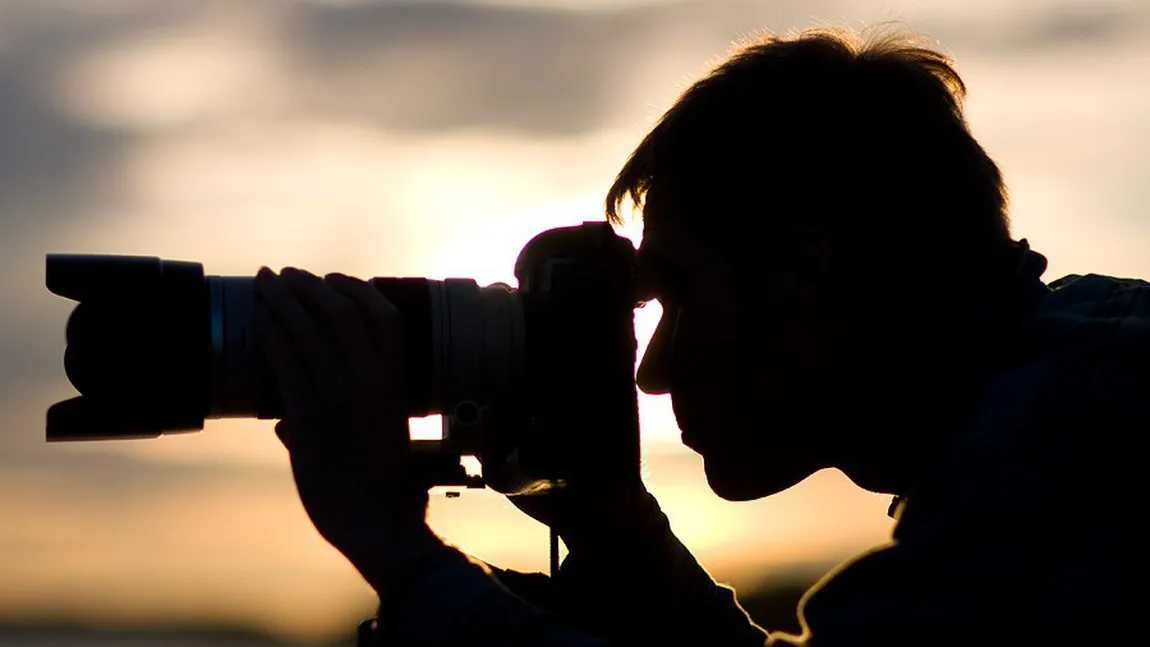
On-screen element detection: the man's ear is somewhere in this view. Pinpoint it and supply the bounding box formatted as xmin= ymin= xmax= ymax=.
xmin=781 ymin=226 xmax=836 ymax=313
xmin=801 ymin=237 xmax=835 ymax=277
xmin=790 ymin=224 xmax=836 ymax=281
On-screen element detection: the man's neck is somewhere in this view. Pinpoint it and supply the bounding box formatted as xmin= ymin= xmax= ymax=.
xmin=851 ymin=244 xmax=1053 ymax=497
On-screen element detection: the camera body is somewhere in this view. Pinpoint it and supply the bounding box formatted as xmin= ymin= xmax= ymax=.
xmin=46 ymin=222 xmax=641 ymax=495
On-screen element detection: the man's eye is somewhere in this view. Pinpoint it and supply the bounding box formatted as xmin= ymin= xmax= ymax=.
xmin=659 ymin=270 xmax=688 ymax=302
xmin=634 ymin=254 xmax=686 ymax=304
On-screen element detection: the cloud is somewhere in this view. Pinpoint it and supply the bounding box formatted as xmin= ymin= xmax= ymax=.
xmin=33 ymin=0 xmax=730 ymax=138
xmin=903 ymin=0 xmax=1150 ymax=56
xmin=1021 ymin=2 xmax=1141 ymax=47
xmin=277 ymin=2 xmax=651 ymax=135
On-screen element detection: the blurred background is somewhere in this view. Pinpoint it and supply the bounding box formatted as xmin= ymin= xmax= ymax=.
xmin=2 ymin=0 xmax=1148 ymax=644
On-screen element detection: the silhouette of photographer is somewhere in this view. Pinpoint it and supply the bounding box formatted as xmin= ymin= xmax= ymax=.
xmin=255 ymin=26 xmax=1146 ymax=646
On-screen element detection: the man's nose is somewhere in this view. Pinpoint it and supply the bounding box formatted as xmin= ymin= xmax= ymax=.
xmin=636 ymin=311 xmax=674 ymax=395
xmin=636 ymin=348 xmax=671 ymax=394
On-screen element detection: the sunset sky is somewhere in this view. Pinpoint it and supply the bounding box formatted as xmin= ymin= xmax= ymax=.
xmin=2 ymin=0 xmax=1149 ymax=642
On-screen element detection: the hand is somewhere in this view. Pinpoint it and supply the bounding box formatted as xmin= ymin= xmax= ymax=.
xmin=255 ymin=266 xmax=442 ymax=576
xmin=508 ymin=482 xmax=662 ymax=559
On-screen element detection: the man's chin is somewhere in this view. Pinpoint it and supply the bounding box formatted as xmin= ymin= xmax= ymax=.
xmin=702 ymin=454 xmax=816 ymax=502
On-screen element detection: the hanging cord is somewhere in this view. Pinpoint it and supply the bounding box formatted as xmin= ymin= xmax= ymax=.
xmin=549 ymin=527 xmax=559 ymax=578
xmin=546 ymin=491 xmax=561 ymax=577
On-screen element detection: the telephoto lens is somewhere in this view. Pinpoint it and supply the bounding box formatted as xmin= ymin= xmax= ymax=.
xmin=45 ymin=221 xmax=642 ymax=493
xmin=44 ymin=256 xmax=522 ymax=445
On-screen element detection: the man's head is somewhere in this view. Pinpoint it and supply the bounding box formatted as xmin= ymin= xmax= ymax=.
xmin=613 ymin=27 xmax=1014 ymax=500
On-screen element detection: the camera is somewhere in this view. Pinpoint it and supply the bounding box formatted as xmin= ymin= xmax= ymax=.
xmin=45 ymin=222 xmax=642 ymax=495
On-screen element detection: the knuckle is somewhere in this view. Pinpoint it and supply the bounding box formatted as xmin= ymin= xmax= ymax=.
xmin=322 ymin=273 xmax=348 ymax=287
xmin=279 ymin=268 xmax=303 ymax=285
xmin=326 ymin=272 xmax=363 ymax=286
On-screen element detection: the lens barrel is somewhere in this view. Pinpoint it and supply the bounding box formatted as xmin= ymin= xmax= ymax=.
xmin=44 ymin=256 xmax=525 ymax=453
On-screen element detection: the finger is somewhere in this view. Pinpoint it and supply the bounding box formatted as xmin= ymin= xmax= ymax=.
xmin=322 ymin=274 xmax=400 ymax=384
xmin=256 ymin=301 xmax=312 ymax=421
xmin=325 ymin=273 xmax=409 ymax=419
xmin=280 ymin=266 xmax=374 ymax=374
xmin=279 ymin=268 xmax=379 ymax=392
xmin=256 ymin=267 xmax=343 ymax=385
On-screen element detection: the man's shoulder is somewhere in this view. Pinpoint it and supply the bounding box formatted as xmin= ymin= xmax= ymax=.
xmin=913 ymin=270 xmax=1150 ymax=510
xmin=1041 ymin=272 xmax=1150 ymax=320
xmin=892 ymin=266 xmax=1150 ymax=564
xmin=794 ymin=270 xmax=1150 ymax=644
xmin=1026 ymin=272 xmax=1150 ymax=421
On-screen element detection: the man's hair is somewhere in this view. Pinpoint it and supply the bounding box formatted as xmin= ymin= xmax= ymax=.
xmin=607 ymin=26 xmax=1013 ymax=311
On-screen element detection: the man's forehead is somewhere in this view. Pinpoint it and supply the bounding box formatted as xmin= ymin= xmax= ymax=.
xmin=638 ymin=211 xmax=711 ymax=255
xmin=634 ymin=183 xmax=746 ymax=268
xmin=638 ymin=182 xmax=721 ymax=244
xmin=635 ymin=219 xmax=726 ymax=280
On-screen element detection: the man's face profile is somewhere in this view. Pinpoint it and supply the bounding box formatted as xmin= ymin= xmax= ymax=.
xmin=632 ymin=187 xmax=841 ymax=502
xmin=632 ymin=185 xmax=951 ymax=500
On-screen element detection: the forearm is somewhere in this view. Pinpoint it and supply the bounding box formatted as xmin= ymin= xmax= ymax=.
xmin=352 ymin=520 xmax=766 ymax=647
xmin=355 ymin=534 xmax=608 ymax=647
xmin=358 ymin=546 xmax=604 ymax=646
